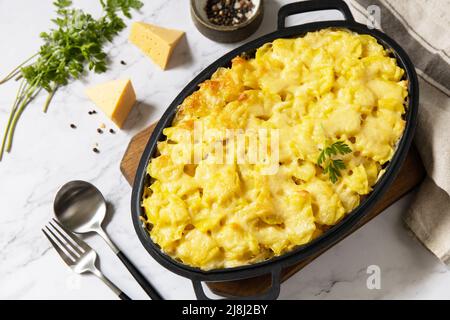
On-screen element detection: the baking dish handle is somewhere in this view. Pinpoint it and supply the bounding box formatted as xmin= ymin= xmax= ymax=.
xmin=192 ymin=267 xmax=282 ymax=300
xmin=278 ymin=0 xmax=355 ymax=30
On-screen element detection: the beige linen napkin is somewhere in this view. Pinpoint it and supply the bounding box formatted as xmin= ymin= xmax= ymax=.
xmin=343 ymin=0 xmax=450 ymax=264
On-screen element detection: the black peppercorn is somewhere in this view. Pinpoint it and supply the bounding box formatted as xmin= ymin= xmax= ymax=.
xmin=205 ymin=0 xmax=254 ymax=26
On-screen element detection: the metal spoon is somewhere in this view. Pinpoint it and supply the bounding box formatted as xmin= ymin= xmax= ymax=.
xmin=53 ymin=180 xmax=163 ymax=300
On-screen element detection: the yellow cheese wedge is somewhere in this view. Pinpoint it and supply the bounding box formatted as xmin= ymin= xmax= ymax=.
xmin=85 ymin=79 xmax=136 ymax=128
xmin=129 ymin=22 xmax=184 ymax=70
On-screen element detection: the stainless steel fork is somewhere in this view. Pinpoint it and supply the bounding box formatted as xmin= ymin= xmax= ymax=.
xmin=42 ymin=218 xmax=131 ymax=300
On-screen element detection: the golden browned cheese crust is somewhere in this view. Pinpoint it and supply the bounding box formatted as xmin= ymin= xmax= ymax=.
xmin=142 ymin=29 xmax=408 ymax=270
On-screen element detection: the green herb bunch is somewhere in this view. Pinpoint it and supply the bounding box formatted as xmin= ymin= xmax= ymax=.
xmin=317 ymin=140 xmax=352 ymax=183
xmin=0 ymin=0 xmax=143 ymax=160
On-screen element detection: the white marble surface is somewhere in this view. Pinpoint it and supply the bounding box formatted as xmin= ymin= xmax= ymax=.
xmin=0 ymin=0 xmax=448 ymax=300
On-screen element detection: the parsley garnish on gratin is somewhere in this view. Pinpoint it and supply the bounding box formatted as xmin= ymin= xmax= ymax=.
xmin=317 ymin=141 xmax=352 ymax=183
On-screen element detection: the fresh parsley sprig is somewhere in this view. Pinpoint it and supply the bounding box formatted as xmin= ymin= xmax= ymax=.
xmin=317 ymin=141 xmax=352 ymax=183
xmin=0 ymin=0 xmax=143 ymax=160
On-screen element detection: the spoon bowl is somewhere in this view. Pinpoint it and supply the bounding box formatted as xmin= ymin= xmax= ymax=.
xmin=54 ymin=180 xmax=106 ymax=234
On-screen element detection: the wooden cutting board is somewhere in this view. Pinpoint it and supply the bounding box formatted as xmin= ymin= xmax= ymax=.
xmin=120 ymin=123 xmax=425 ymax=298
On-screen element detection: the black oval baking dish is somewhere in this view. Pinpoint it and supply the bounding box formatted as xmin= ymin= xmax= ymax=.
xmin=131 ymin=0 xmax=419 ymax=300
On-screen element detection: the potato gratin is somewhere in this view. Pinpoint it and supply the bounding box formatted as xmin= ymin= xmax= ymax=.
xmin=142 ymin=29 xmax=408 ymax=270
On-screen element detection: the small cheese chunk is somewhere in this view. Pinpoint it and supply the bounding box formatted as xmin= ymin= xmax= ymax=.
xmin=129 ymin=22 xmax=184 ymax=70
xmin=85 ymin=79 xmax=136 ymax=128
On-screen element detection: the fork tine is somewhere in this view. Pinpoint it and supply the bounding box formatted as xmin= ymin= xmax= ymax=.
xmin=51 ymin=218 xmax=90 ymax=252
xmin=44 ymin=225 xmax=78 ymax=260
xmin=48 ymin=220 xmax=84 ymax=255
xmin=42 ymin=227 xmax=75 ymax=266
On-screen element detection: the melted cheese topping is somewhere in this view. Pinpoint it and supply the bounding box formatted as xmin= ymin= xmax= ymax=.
xmin=142 ymin=29 xmax=407 ymax=270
